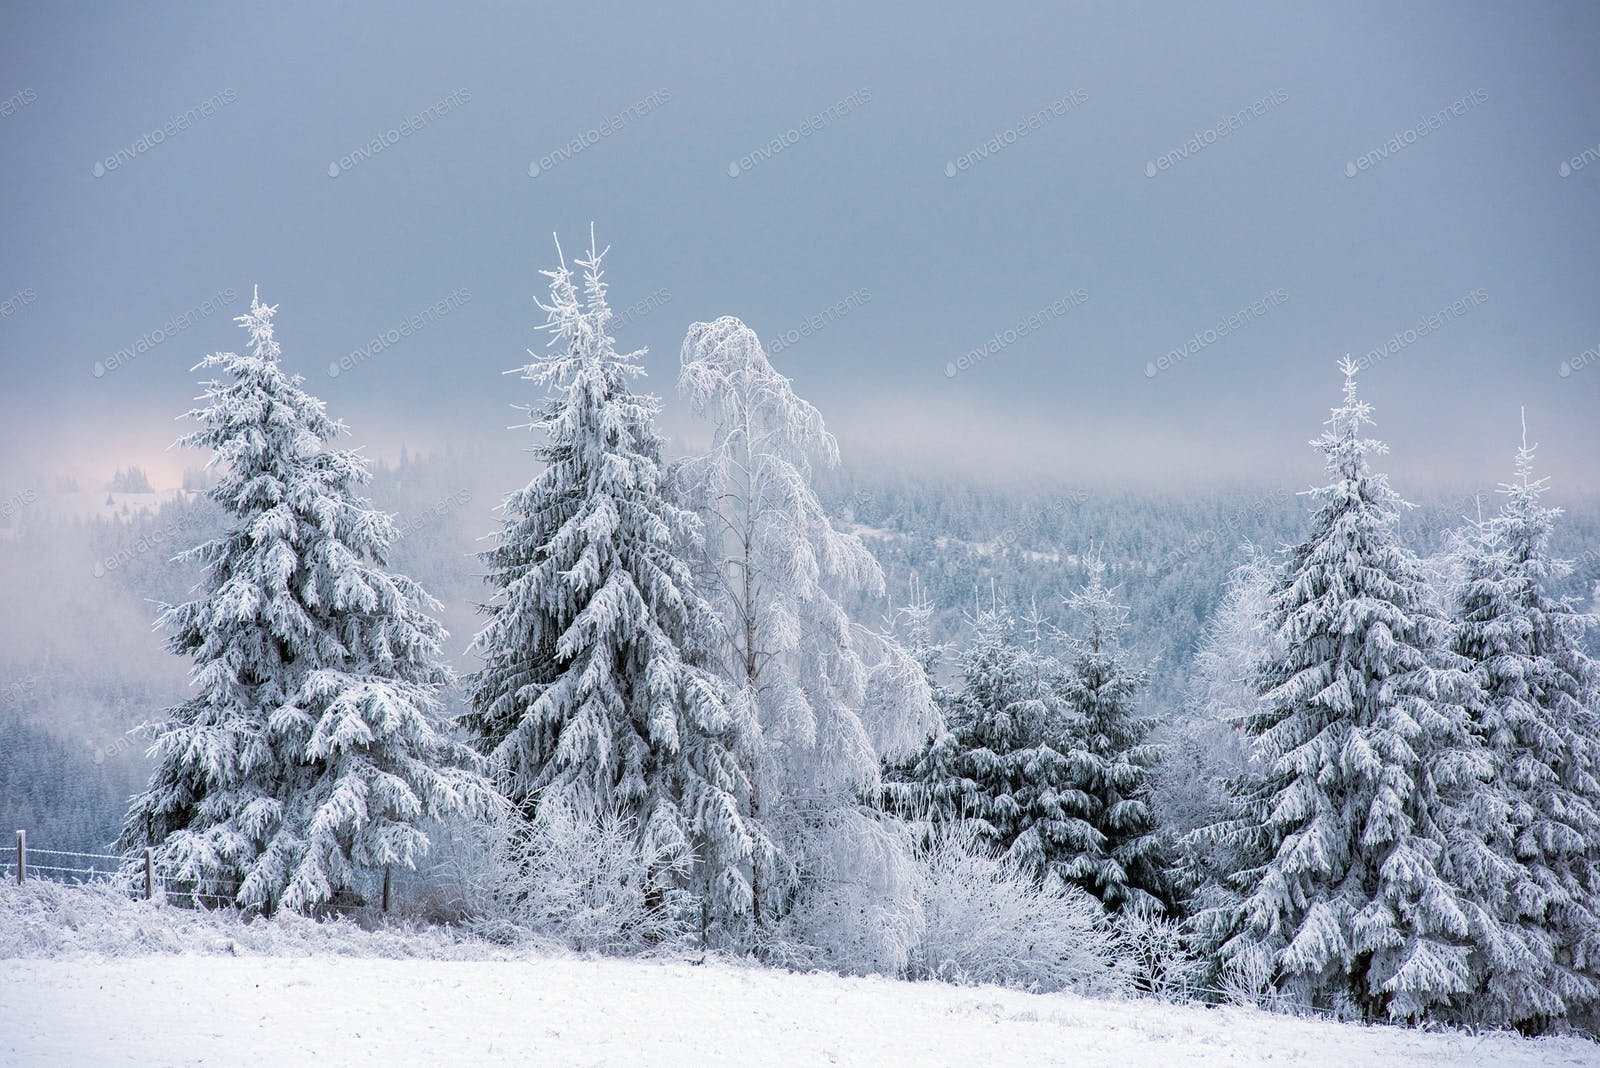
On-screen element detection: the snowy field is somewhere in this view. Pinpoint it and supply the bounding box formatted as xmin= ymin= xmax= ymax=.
xmin=5 ymin=952 xmax=1599 ymax=1067
xmin=3 ymin=879 xmax=1599 ymax=1067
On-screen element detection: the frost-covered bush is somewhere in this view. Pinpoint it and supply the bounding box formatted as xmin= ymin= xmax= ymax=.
xmin=456 ymin=801 xmax=693 ymax=953
xmin=0 ymin=881 xmax=503 ymax=960
xmin=906 ymin=824 xmax=1130 ymax=997
xmin=1217 ymin=951 xmax=1298 ymax=1016
xmin=769 ymin=821 xmax=1138 ymax=996
xmin=765 ymin=806 xmax=921 ymax=977
xmin=1114 ymin=911 xmax=1205 ymax=1003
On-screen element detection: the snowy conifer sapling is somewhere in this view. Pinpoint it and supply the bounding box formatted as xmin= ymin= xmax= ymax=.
xmin=883 ymin=610 xmax=1091 ymax=881
xmin=1055 ymin=559 xmax=1167 ymax=914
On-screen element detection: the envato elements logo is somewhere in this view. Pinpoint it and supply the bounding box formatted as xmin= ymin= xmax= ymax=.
xmin=1146 ymin=288 xmax=1288 ymax=379
xmin=88 ymin=729 xmax=142 ymax=767
xmin=1352 ymin=288 xmax=1488 ymax=371
xmin=946 ymin=89 xmax=1088 ymax=177
xmin=92 ymin=519 xmax=185 ymax=578
xmin=329 ymin=288 xmax=471 ymax=378
xmin=946 ymin=289 xmax=1089 ymax=379
xmin=93 ymin=288 xmax=238 ymax=379
xmin=768 ymin=289 xmax=872 ymax=357
xmin=1145 ymin=89 xmax=1288 ymax=178
xmin=0 ymin=672 xmax=41 ymax=708
xmin=529 ymin=88 xmax=671 ymax=177
xmin=1559 ymin=141 xmax=1600 ymax=179
xmin=1 ymin=486 xmax=38 ymax=521
xmin=395 ymin=487 xmax=473 ymax=539
xmin=93 ymin=88 xmax=236 ymax=177
xmin=1345 ymin=88 xmax=1488 ymax=177
xmin=0 ymin=287 xmax=37 ymax=320
xmin=613 ymin=287 xmax=671 ymax=332
xmin=1560 ymin=341 xmax=1598 ymax=379
xmin=728 ymin=88 xmax=872 ymax=177
xmin=329 ymin=89 xmax=471 ymax=177
xmin=1 ymin=87 xmax=37 ymax=118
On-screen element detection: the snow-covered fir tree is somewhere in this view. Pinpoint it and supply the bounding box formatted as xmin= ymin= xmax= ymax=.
xmin=883 ymin=610 xmax=1094 ymax=881
xmin=118 ymin=290 xmax=493 ymax=914
xmin=674 ymin=316 xmax=936 ymax=932
xmin=1199 ymin=359 xmax=1503 ymax=1022
xmin=888 ymin=567 xmax=1166 ymax=915
xmin=465 ymin=234 xmax=770 ymax=935
xmin=1054 ymin=559 xmax=1168 ymax=914
xmin=1447 ymin=419 xmax=1600 ymax=1030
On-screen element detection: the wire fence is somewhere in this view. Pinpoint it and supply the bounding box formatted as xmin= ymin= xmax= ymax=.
xmin=4 ymin=830 xmax=399 ymax=917
xmin=1 ymin=844 xmax=126 ymax=886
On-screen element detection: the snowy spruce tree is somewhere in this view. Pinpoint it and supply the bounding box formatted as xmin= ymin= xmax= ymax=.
xmin=1054 ymin=560 xmax=1167 ymax=914
xmin=118 ymin=290 xmax=493 ymax=914
xmin=883 ymin=610 xmax=1093 ymax=880
xmin=1447 ymin=420 xmax=1600 ymax=1029
xmin=1200 ymin=359 xmax=1504 ymax=1022
xmin=674 ymin=316 xmax=936 ymax=936
xmin=465 ymin=234 xmax=770 ymax=936
xmin=891 ymin=569 xmax=1168 ymax=914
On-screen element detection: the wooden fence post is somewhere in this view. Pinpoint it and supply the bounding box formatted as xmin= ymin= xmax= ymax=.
xmin=144 ymin=848 xmax=154 ymax=901
xmin=14 ymin=829 xmax=23 ymax=885
xmin=381 ymin=866 xmax=392 ymax=914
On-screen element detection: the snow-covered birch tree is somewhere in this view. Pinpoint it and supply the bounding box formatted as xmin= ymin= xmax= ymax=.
xmin=465 ymin=235 xmax=770 ymax=936
xmin=118 ymin=290 xmax=494 ymax=914
xmin=674 ymin=315 xmax=937 ymax=934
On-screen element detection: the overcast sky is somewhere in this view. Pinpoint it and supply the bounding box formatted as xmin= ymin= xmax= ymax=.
xmin=1 ymin=1 xmax=1596 ymax=497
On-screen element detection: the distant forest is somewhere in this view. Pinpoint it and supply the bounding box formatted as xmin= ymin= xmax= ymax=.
xmin=2 ymin=450 xmax=1597 ymax=855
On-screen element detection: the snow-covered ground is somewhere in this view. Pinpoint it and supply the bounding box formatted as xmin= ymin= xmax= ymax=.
xmin=2 ymin=952 xmax=1596 ymax=1067
xmin=1 ymin=884 xmax=1596 ymax=1067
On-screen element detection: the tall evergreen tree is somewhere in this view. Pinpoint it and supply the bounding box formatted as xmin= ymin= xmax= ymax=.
xmin=118 ymin=290 xmax=493 ymax=914
xmin=1448 ymin=420 xmax=1600 ymax=1029
xmin=1200 ymin=359 xmax=1496 ymax=1021
xmin=465 ymin=233 xmax=769 ymax=933
xmin=1055 ymin=560 xmax=1167 ymax=914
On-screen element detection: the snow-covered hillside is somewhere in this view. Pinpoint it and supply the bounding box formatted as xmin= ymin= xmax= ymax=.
xmin=5 ymin=952 xmax=1597 ymax=1067
xmin=1 ymin=885 xmax=1595 ymax=1068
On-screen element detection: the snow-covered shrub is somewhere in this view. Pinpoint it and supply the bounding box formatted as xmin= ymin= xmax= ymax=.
xmin=765 ymin=805 xmax=921 ymax=977
xmin=0 ymin=881 xmax=503 ymax=960
xmin=1114 ymin=911 xmax=1204 ymax=1003
xmin=906 ymin=824 xmax=1130 ymax=997
xmin=1217 ymin=951 xmax=1300 ymax=1016
xmin=457 ymin=800 xmax=693 ymax=953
